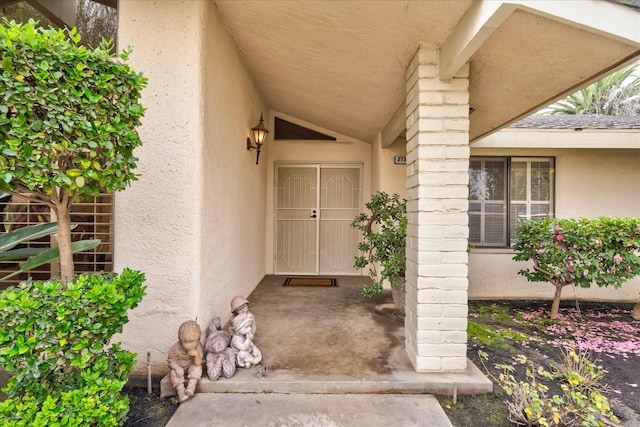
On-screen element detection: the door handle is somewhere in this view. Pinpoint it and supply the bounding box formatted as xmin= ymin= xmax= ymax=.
xmin=311 ymin=210 xmax=317 ymax=219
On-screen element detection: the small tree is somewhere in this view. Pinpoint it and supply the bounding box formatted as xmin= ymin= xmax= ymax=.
xmin=0 ymin=19 xmax=147 ymax=283
xmin=513 ymin=217 xmax=640 ymax=319
xmin=351 ymin=191 xmax=407 ymax=311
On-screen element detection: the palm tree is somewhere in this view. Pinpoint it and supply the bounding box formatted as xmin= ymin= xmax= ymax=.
xmin=543 ymin=62 xmax=640 ymax=116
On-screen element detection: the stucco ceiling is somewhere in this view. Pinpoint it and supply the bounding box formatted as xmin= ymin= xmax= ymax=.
xmin=215 ymin=1 xmax=640 ymax=143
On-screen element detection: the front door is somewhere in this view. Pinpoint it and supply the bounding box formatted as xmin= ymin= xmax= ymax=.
xmin=275 ymin=165 xmax=361 ymax=275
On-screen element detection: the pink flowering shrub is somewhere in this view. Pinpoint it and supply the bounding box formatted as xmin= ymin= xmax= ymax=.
xmin=513 ymin=217 xmax=640 ymax=319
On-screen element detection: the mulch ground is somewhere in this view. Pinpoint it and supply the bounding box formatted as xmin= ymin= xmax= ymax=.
xmin=122 ymin=383 xmax=178 ymax=427
xmin=440 ymin=300 xmax=640 ymax=427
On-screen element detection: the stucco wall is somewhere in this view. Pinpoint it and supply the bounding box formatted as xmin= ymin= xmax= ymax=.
xmin=115 ymin=1 xmax=267 ymax=375
xmin=382 ymin=143 xmax=640 ymax=301
xmin=469 ymin=147 xmax=640 ymax=301
xmin=115 ymin=1 xmax=206 ymax=376
xmin=264 ymin=134 xmax=372 ymax=274
xmin=198 ymin=1 xmax=267 ymax=348
xmin=371 ymin=135 xmax=407 ymax=197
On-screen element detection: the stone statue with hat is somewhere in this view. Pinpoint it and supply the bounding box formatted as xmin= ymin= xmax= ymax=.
xmin=229 ymin=295 xmax=262 ymax=368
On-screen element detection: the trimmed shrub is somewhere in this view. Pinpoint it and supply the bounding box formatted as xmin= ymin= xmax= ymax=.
xmin=513 ymin=217 xmax=640 ymax=319
xmin=0 ymin=268 xmax=146 ymax=426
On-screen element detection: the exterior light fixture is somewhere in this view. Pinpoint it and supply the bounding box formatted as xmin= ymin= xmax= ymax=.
xmin=247 ymin=113 xmax=269 ymax=164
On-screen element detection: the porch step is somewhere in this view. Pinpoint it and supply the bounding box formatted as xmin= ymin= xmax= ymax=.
xmin=165 ymin=393 xmax=454 ymax=427
xmin=160 ymin=358 xmax=493 ymax=397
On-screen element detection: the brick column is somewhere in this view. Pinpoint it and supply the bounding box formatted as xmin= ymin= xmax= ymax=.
xmin=404 ymin=47 xmax=470 ymax=372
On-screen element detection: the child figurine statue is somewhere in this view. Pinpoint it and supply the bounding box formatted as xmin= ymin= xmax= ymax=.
xmin=204 ymin=317 xmax=236 ymax=380
xmin=167 ymin=320 xmax=203 ymax=403
xmin=229 ymin=296 xmax=262 ymax=368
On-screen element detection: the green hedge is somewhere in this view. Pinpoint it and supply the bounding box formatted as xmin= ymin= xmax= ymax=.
xmin=0 ymin=269 xmax=146 ymax=426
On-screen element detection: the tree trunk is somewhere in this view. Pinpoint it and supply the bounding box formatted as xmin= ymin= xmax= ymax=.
xmin=390 ymin=276 xmax=405 ymax=318
xmin=632 ymin=302 xmax=640 ymax=321
xmin=56 ymin=202 xmax=74 ymax=284
xmin=550 ymin=284 xmax=564 ymax=320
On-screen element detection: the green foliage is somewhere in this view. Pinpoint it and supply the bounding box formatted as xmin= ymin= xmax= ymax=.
xmin=543 ymin=62 xmax=640 ymax=116
xmin=0 ymin=269 xmax=146 ymax=426
xmin=0 ymin=221 xmax=58 ymax=257
xmin=0 ymin=19 xmax=147 ymax=199
xmin=350 ymin=191 xmax=406 ymax=297
xmin=514 ymin=217 xmax=640 ymax=289
xmin=0 ymin=221 xmax=100 ymax=282
xmin=468 ymin=320 xmax=530 ymax=350
xmin=473 ymin=302 xmax=516 ymax=323
xmin=484 ymin=349 xmax=618 ymax=426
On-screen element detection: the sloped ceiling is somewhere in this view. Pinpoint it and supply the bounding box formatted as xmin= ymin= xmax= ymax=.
xmin=215 ymin=1 xmax=639 ymax=143
xmin=215 ymin=0 xmax=473 ymax=142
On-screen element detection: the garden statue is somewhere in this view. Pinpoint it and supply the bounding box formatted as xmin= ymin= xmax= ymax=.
xmin=204 ymin=317 xmax=236 ymax=380
xmin=167 ymin=320 xmax=203 ymax=403
xmin=229 ymin=295 xmax=262 ymax=368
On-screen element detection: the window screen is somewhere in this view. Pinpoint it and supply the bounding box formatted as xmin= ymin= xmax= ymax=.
xmin=0 ymin=194 xmax=114 ymax=288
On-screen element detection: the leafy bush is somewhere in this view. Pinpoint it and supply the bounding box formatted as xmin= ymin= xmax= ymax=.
xmin=350 ymin=191 xmax=406 ymax=297
xmin=513 ymin=217 xmax=640 ymax=319
xmin=0 ymin=269 xmax=146 ymax=426
xmin=481 ymin=349 xmax=618 ymax=427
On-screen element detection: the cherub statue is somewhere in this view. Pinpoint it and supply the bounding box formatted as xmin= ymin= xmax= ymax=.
xmin=229 ymin=295 xmax=262 ymax=368
xmin=204 ymin=317 xmax=236 ymax=380
xmin=167 ymin=320 xmax=203 ymax=403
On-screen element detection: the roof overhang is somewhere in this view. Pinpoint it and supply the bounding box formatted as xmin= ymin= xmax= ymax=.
xmin=473 ymin=127 xmax=640 ymax=149
xmin=215 ymin=0 xmax=639 ymax=144
xmin=4 ymin=1 xmax=638 ymax=145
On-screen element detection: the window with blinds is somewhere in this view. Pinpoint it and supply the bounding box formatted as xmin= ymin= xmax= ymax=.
xmin=468 ymin=157 xmax=554 ymax=247
xmin=0 ymin=194 xmax=114 ymax=288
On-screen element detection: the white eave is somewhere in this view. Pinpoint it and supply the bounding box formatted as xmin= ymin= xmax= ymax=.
xmin=473 ymin=127 xmax=640 ymax=149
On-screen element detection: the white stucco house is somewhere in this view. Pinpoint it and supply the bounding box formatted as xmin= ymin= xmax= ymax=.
xmin=1 ymin=0 xmax=639 ymax=377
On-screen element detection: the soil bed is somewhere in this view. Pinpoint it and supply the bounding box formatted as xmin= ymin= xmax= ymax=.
xmin=122 ymin=382 xmax=178 ymax=427
xmin=439 ymin=300 xmax=640 ymax=427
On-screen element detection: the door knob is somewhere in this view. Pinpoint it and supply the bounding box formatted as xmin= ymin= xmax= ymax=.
xmin=311 ymin=210 xmax=317 ymax=219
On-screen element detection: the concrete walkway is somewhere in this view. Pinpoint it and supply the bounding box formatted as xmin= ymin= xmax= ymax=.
xmin=166 ymin=393 xmax=453 ymax=427
xmin=164 ymin=276 xmax=491 ymax=426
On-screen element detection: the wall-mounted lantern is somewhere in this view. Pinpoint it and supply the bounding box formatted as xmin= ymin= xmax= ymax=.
xmin=246 ymin=113 xmax=269 ymax=165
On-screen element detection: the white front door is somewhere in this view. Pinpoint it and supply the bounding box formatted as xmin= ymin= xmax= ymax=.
xmin=275 ymin=165 xmax=361 ymax=275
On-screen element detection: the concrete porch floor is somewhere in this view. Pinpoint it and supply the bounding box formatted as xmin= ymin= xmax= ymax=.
xmin=161 ymin=275 xmax=492 ymax=396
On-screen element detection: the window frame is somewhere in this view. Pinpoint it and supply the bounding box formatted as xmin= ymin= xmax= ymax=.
xmin=468 ymin=156 xmax=555 ymax=248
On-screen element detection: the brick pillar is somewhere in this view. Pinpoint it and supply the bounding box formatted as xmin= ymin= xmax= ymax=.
xmin=404 ymin=47 xmax=470 ymax=372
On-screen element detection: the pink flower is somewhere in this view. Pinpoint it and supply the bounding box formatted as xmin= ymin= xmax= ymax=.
xmin=556 ymin=234 xmax=564 ymax=241
xmin=567 ymin=266 xmax=575 ymax=273
xmin=583 ymin=269 xmax=589 ymax=276
xmin=614 ymin=253 xmax=623 ymax=263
